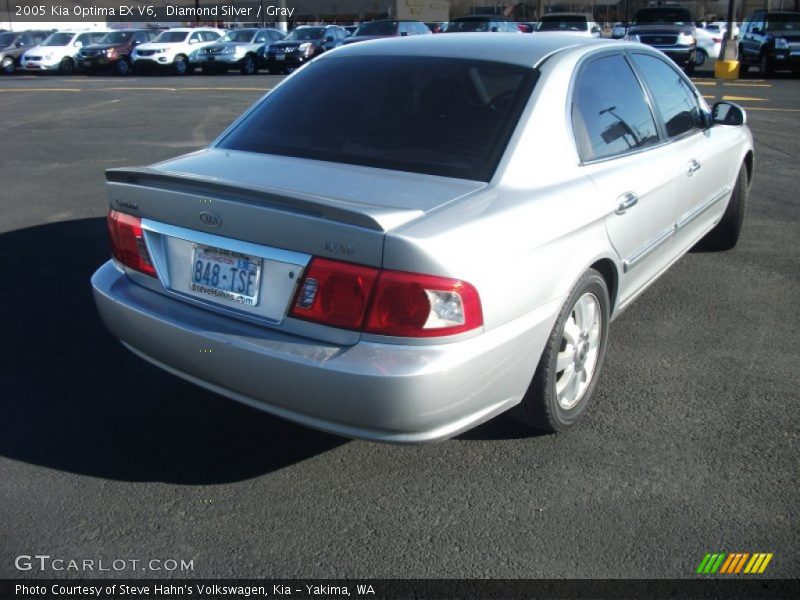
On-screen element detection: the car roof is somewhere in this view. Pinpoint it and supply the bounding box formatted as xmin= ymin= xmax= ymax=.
xmin=325 ymin=32 xmax=610 ymax=68
xmin=452 ymin=15 xmax=511 ymax=21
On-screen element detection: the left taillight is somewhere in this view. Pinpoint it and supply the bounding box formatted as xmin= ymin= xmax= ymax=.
xmin=107 ymin=210 xmax=156 ymax=277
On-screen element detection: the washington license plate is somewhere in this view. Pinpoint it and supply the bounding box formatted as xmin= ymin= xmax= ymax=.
xmin=190 ymin=245 xmax=262 ymax=307
xmin=275 ymin=53 xmax=285 ymax=61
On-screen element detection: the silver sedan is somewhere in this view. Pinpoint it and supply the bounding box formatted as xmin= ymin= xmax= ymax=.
xmin=92 ymin=34 xmax=754 ymax=442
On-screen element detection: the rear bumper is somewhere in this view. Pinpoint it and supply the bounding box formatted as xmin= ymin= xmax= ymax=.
xmin=91 ymin=260 xmax=555 ymax=443
xmin=654 ymin=46 xmax=695 ymax=66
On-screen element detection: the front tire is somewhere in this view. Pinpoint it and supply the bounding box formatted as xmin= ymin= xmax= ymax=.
xmin=694 ymin=48 xmax=707 ymax=67
xmin=173 ymin=55 xmax=188 ymax=76
xmin=1 ymin=56 xmax=14 ymax=75
xmin=510 ymin=269 xmax=610 ymax=432
xmin=697 ymin=163 xmax=749 ymax=251
xmin=58 ymin=58 xmax=75 ymax=75
xmin=115 ymin=57 xmax=131 ymax=76
xmin=240 ymin=55 xmax=256 ymax=75
xmin=760 ymin=53 xmax=774 ymax=76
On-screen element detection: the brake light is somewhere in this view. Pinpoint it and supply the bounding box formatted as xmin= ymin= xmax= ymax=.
xmin=290 ymin=258 xmax=379 ymax=329
xmin=290 ymin=257 xmax=482 ymax=337
xmin=712 ymin=36 xmax=722 ymax=43
xmin=107 ymin=210 xmax=156 ymax=277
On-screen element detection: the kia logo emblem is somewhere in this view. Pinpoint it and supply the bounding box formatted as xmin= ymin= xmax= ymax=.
xmin=199 ymin=211 xmax=221 ymax=228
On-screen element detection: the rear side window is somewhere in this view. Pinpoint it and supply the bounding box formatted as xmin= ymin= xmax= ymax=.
xmin=630 ymin=53 xmax=703 ymax=138
xmin=219 ymin=56 xmax=537 ymax=182
xmin=571 ymin=54 xmax=659 ymax=162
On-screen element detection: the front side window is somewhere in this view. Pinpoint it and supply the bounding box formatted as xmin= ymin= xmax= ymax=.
xmin=571 ymin=54 xmax=659 ymax=162
xmin=354 ymin=22 xmax=398 ymax=36
xmin=218 ymin=56 xmax=536 ymax=182
xmin=631 ymin=53 xmax=703 ymax=138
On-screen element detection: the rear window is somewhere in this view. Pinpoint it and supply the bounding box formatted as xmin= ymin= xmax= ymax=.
xmin=354 ymin=21 xmax=398 ymax=36
xmin=537 ymin=16 xmax=589 ymax=32
xmin=218 ymin=56 xmax=537 ymax=182
xmin=633 ymin=8 xmax=693 ymax=25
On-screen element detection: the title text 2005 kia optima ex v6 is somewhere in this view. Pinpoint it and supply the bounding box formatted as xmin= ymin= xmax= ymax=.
xmin=92 ymin=35 xmax=754 ymax=442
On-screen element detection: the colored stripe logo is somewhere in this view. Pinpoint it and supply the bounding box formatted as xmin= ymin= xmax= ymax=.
xmin=696 ymin=553 xmax=773 ymax=574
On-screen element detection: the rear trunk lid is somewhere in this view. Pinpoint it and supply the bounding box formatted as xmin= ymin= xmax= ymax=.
xmin=106 ymin=148 xmax=486 ymax=268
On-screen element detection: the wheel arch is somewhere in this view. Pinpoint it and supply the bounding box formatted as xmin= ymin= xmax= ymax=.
xmin=588 ymin=258 xmax=619 ymax=315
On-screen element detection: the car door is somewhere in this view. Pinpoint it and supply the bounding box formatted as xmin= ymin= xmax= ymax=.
xmin=571 ymin=52 xmax=687 ymax=303
xmin=629 ymin=52 xmax=739 ymax=253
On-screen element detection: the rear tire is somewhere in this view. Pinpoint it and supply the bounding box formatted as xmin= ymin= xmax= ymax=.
xmin=510 ymin=269 xmax=610 ymax=433
xmin=697 ymin=164 xmax=749 ymax=251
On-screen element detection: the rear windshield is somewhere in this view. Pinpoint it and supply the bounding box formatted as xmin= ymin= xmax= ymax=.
xmin=42 ymin=32 xmax=73 ymax=46
xmin=218 ymin=56 xmax=536 ymax=182
xmin=537 ymin=16 xmax=589 ymax=32
xmin=445 ymin=20 xmax=492 ymax=33
xmin=354 ymin=21 xmax=398 ymax=36
xmin=633 ymin=8 xmax=693 ymax=25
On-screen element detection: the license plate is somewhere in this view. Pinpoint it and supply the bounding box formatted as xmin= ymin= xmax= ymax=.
xmin=275 ymin=53 xmax=285 ymax=61
xmin=82 ymin=60 xmax=92 ymax=67
xmin=208 ymin=56 xmax=215 ymax=61
xmin=190 ymin=245 xmax=262 ymax=307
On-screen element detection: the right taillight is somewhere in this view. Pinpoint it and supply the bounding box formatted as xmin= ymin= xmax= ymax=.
xmin=107 ymin=210 xmax=156 ymax=277
xmin=290 ymin=257 xmax=482 ymax=338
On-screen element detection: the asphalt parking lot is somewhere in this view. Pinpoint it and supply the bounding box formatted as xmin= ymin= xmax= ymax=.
xmin=0 ymin=71 xmax=798 ymax=581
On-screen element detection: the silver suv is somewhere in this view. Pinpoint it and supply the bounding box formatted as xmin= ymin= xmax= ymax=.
xmin=195 ymin=28 xmax=284 ymax=75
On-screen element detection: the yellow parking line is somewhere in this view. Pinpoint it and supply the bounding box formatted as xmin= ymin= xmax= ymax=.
xmin=722 ymin=83 xmax=772 ymax=87
xmin=722 ymin=95 xmax=768 ymax=101
xmin=99 ymin=86 xmax=176 ymax=91
xmin=176 ymin=87 xmax=269 ymax=91
xmin=744 ymin=107 xmax=800 ymax=112
xmin=693 ymin=81 xmax=718 ymax=86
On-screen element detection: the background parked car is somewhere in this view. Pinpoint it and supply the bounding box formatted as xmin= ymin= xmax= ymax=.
xmin=197 ymin=28 xmax=284 ymax=75
xmin=694 ymin=27 xmax=722 ymax=68
xmin=263 ymin=25 xmax=347 ymax=73
xmin=79 ymin=29 xmax=162 ymax=76
xmin=705 ymin=21 xmax=740 ymax=39
xmin=21 ymin=29 xmax=111 ymax=74
xmin=443 ymin=15 xmax=520 ymax=33
xmin=611 ymin=22 xmax=628 ymax=39
xmin=342 ymin=20 xmax=431 ymax=45
xmin=738 ymin=10 xmax=800 ymax=75
xmin=131 ymin=28 xmax=223 ymax=75
xmin=625 ymin=7 xmax=697 ymax=74
xmin=0 ymin=29 xmax=51 ymax=74
xmin=536 ymin=13 xmax=602 ymax=37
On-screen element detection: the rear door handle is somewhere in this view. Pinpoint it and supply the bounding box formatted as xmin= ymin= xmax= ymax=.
xmin=688 ymin=159 xmax=701 ymax=176
xmin=615 ymin=192 xmax=639 ymax=215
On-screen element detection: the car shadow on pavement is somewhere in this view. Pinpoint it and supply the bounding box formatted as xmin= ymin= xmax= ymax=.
xmin=0 ymin=218 xmax=346 ymax=484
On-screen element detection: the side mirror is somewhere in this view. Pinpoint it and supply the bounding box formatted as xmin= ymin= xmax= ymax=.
xmin=592 ymin=26 xmax=601 ymax=34
xmin=73 ymin=41 xmax=82 ymax=48
xmin=712 ymin=101 xmax=746 ymax=126
xmin=131 ymin=39 xmax=140 ymax=46
xmin=491 ymin=26 xmax=498 ymax=32
xmin=751 ymin=27 xmax=761 ymax=34
xmin=15 ymin=40 xmax=24 ymax=47
xmin=325 ymin=36 xmax=334 ymax=42
xmin=189 ymin=38 xmax=199 ymax=45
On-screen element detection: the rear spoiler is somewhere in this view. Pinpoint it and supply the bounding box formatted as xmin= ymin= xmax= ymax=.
xmin=106 ymin=167 xmax=423 ymax=232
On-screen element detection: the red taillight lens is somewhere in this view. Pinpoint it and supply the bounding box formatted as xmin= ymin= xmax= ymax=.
xmin=290 ymin=258 xmax=379 ymax=329
xmin=290 ymin=258 xmax=483 ymax=337
xmin=364 ymin=270 xmax=482 ymax=337
xmin=107 ymin=210 xmax=156 ymax=277
xmin=712 ymin=37 xmax=722 ymax=43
